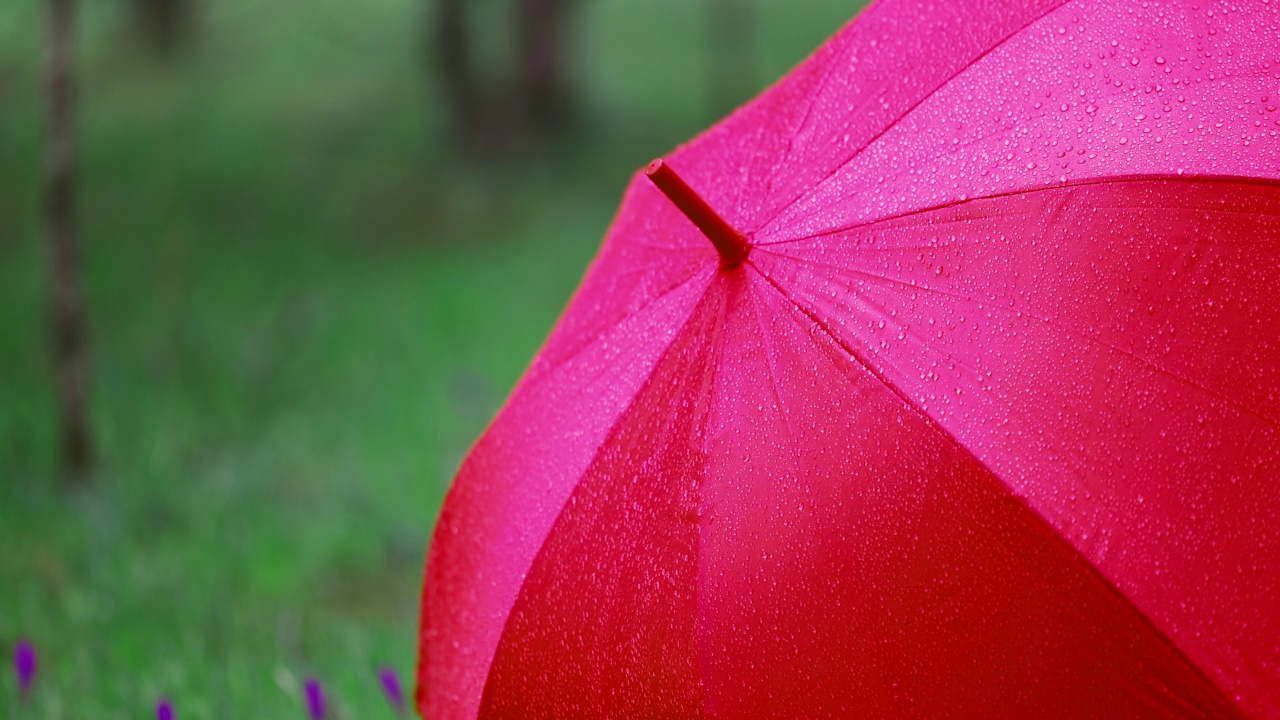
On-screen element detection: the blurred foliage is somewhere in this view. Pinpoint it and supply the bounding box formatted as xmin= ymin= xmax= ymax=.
xmin=0 ymin=0 xmax=861 ymax=717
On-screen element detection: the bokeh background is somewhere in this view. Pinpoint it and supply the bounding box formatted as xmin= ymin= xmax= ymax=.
xmin=1 ymin=0 xmax=861 ymax=717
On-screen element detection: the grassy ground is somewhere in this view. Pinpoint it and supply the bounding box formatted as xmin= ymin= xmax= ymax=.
xmin=0 ymin=0 xmax=860 ymax=717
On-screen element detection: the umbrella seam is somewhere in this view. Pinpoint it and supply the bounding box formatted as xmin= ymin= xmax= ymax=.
xmin=525 ymin=256 xmax=711 ymax=388
xmin=744 ymin=256 xmax=1246 ymax=718
xmin=746 ymin=282 xmax=802 ymax=446
xmin=754 ymin=0 xmax=1076 ymax=235
xmin=474 ymin=268 xmax=723 ymax=717
xmin=755 ymin=173 xmax=1280 ymax=247
xmin=757 ymin=59 xmax=1275 ymax=240
xmin=752 ymin=244 xmax=1280 ymax=431
xmin=747 ymin=1 xmax=860 ymax=229
xmin=691 ymin=274 xmax=736 ymax=720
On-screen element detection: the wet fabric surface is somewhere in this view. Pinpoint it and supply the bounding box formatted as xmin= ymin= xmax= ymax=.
xmin=419 ymin=1 xmax=1280 ymax=717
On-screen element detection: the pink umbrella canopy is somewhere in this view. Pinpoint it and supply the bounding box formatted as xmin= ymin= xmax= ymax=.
xmin=418 ymin=0 xmax=1280 ymax=717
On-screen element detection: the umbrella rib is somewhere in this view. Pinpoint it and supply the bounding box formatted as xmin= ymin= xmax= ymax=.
xmin=744 ymin=257 xmax=1246 ymax=718
xmin=752 ymin=64 xmax=1280 ymax=243
xmin=775 ymin=266 xmax=959 ymax=407
xmin=755 ymin=242 xmax=1280 ymax=431
xmin=747 ymin=283 xmax=801 ymax=446
xmin=526 ymin=264 xmax=712 ymax=386
xmin=753 ymin=0 xmax=1075 ymax=235
xmin=746 ymin=258 xmax=944 ymax=444
xmin=1024 ymin=309 xmax=1280 ymax=431
xmin=759 ymin=102 xmax=1065 ymax=237
xmin=747 ymin=13 xmax=854 ymax=227
xmin=755 ymin=173 xmax=1280 ymax=248
xmin=755 ymin=246 xmax=980 ymax=306
xmin=749 ymin=253 xmax=1039 ymax=444
xmin=474 ymin=271 xmax=724 ymax=714
xmin=761 ymin=61 xmax=1280 ymax=238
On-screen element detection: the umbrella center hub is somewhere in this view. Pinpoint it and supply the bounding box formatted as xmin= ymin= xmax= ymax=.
xmin=646 ymin=158 xmax=750 ymax=268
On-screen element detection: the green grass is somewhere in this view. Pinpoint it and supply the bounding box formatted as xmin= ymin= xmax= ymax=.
xmin=0 ymin=0 xmax=861 ymax=717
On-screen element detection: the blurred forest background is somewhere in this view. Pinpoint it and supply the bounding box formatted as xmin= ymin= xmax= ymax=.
xmin=1 ymin=0 xmax=860 ymax=717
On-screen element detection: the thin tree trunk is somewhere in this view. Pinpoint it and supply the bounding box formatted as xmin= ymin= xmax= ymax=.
xmin=45 ymin=0 xmax=92 ymax=483
xmin=517 ymin=0 xmax=573 ymax=136
xmin=135 ymin=0 xmax=190 ymax=57
xmin=435 ymin=0 xmax=481 ymax=148
xmin=706 ymin=0 xmax=757 ymax=119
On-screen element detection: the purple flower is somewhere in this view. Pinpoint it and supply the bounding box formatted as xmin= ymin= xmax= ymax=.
xmin=156 ymin=697 xmax=175 ymax=720
xmin=14 ymin=640 xmax=35 ymax=697
xmin=378 ymin=667 xmax=404 ymax=712
xmin=303 ymin=677 xmax=325 ymax=720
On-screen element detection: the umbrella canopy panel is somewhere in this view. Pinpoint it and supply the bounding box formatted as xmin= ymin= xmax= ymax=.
xmin=419 ymin=0 xmax=1280 ymax=717
xmin=477 ymin=265 xmax=1240 ymax=718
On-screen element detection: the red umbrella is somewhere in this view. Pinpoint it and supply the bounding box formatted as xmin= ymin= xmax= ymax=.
xmin=418 ymin=0 xmax=1280 ymax=717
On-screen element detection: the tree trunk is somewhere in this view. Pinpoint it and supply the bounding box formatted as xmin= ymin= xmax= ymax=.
xmin=45 ymin=0 xmax=92 ymax=484
xmin=517 ymin=0 xmax=574 ymax=137
xmin=706 ymin=0 xmax=757 ymax=119
xmin=135 ymin=0 xmax=190 ymax=57
xmin=435 ymin=0 xmax=482 ymax=148
xmin=431 ymin=0 xmax=577 ymax=154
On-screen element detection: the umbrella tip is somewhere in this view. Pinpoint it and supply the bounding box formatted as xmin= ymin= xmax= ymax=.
xmin=645 ymin=158 xmax=749 ymax=268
